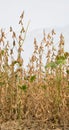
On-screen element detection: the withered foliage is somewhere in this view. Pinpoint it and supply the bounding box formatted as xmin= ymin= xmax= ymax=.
xmin=0 ymin=12 xmax=69 ymax=128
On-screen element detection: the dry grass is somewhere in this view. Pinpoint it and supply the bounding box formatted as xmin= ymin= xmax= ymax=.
xmin=0 ymin=12 xmax=69 ymax=130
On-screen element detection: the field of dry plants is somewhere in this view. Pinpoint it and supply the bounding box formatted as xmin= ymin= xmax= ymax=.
xmin=0 ymin=12 xmax=69 ymax=130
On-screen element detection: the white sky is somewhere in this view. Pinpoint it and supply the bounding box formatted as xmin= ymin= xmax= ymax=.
xmin=0 ymin=0 xmax=69 ymax=67
xmin=0 ymin=0 xmax=69 ymax=31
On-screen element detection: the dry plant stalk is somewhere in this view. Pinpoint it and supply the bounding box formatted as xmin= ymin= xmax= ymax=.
xmin=0 ymin=12 xmax=69 ymax=128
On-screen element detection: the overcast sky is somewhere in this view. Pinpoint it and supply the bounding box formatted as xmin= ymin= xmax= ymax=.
xmin=0 ymin=0 xmax=69 ymax=31
xmin=0 ymin=0 xmax=69 ymax=67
